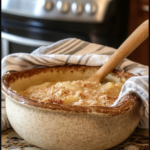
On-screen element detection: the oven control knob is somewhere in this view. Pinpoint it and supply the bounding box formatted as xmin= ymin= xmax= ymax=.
xmin=71 ymin=2 xmax=83 ymax=15
xmin=56 ymin=0 xmax=70 ymax=13
xmin=44 ymin=0 xmax=53 ymax=11
xmin=85 ymin=2 xmax=97 ymax=15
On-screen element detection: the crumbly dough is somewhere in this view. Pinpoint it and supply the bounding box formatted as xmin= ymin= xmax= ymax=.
xmin=18 ymin=80 xmax=123 ymax=106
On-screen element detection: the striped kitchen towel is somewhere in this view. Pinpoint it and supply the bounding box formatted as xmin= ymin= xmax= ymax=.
xmin=1 ymin=38 xmax=149 ymax=131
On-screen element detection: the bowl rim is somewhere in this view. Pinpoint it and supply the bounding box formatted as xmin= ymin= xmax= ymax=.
xmin=1 ymin=65 xmax=140 ymax=116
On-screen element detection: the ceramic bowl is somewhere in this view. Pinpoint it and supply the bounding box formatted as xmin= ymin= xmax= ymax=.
xmin=2 ymin=66 xmax=141 ymax=150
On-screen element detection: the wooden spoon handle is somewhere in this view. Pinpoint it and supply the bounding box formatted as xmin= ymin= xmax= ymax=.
xmin=87 ymin=19 xmax=149 ymax=83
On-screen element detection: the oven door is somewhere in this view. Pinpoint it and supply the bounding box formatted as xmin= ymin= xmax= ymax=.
xmin=1 ymin=13 xmax=90 ymax=59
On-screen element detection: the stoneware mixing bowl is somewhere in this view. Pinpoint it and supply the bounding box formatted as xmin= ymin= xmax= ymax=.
xmin=2 ymin=66 xmax=141 ymax=150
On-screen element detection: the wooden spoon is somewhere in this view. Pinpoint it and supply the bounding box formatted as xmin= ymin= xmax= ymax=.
xmin=87 ymin=19 xmax=149 ymax=83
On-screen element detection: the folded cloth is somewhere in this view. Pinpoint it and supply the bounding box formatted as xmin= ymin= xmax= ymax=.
xmin=1 ymin=38 xmax=149 ymax=131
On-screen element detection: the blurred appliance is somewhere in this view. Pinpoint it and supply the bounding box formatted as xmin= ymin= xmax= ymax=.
xmin=1 ymin=0 xmax=129 ymax=58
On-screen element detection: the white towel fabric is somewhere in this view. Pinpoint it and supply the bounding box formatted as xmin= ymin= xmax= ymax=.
xmin=1 ymin=38 xmax=149 ymax=131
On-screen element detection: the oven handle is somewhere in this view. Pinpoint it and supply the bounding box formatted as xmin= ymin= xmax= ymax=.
xmin=1 ymin=32 xmax=53 ymax=46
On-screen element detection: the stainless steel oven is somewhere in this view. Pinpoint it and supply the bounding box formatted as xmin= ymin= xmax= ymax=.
xmin=1 ymin=0 xmax=129 ymax=58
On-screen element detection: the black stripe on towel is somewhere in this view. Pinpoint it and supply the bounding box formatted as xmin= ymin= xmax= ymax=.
xmin=47 ymin=39 xmax=78 ymax=54
xmin=29 ymin=55 xmax=49 ymax=64
xmin=123 ymin=63 xmax=141 ymax=72
xmin=98 ymin=51 xmax=114 ymax=55
xmin=134 ymin=77 xmax=148 ymax=90
xmin=65 ymin=55 xmax=72 ymax=64
xmin=58 ymin=41 xmax=84 ymax=54
xmin=77 ymin=54 xmax=86 ymax=64
xmin=10 ymin=56 xmax=37 ymax=66
xmin=85 ymin=55 xmax=93 ymax=65
xmin=65 ymin=42 xmax=90 ymax=55
xmin=92 ymin=46 xmax=105 ymax=53
xmin=41 ymin=38 xmax=75 ymax=54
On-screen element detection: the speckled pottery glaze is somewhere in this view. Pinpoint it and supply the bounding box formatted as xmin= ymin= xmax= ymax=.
xmin=2 ymin=66 xmax=141 ymax=150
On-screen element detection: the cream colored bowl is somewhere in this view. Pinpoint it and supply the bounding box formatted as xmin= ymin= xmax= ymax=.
xmin=2 ymin=66 xmax=141 ymax=150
